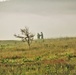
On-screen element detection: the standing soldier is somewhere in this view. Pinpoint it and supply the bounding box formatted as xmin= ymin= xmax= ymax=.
xmin=37 ymin=33 xmax=40 ymax=39
xmin=41 ymin=32 xmax=44 ymax=39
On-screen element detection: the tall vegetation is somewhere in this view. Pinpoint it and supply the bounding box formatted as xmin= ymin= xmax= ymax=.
xmin=14 ymin=27 xmax=34 ymax=47
xmin=0 ymin=37 xmax=76 ymax=75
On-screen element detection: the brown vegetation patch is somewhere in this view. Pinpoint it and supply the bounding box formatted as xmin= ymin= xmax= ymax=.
xmin=42 ymin=59 xmax=67 ymax=65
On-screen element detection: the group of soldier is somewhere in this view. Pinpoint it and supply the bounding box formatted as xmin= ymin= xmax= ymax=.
xmin=37 ymin=32 xmax=44 ymax=39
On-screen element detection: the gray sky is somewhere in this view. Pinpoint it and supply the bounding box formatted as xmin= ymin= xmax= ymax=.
xmin=0 ymin=0 xmax=76 ymax=40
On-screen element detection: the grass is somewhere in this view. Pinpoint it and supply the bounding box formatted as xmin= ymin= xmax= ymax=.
xmin=0 ymin=37 xmax=76 ymax=75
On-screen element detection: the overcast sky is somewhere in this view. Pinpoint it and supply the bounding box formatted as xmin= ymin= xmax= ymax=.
xmin=0 ymin=0 xmax=76 ymax=40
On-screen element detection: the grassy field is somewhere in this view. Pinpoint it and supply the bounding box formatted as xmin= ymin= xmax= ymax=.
xmin=0 ymin=37 xmax=76 ymax=75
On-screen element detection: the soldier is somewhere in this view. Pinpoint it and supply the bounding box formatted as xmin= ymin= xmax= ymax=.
xmin=41 ymin=32 xmax=44 ymax=39
xmin=37 ymin=33 xmax=40 ymax=39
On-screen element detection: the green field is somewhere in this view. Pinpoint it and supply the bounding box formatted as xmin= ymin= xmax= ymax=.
xmin=0 ymin=37 xmax=76 ymax=75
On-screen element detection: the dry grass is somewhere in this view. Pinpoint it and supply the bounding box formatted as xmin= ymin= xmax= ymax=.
xmin=0 ymin=37 xmax=76 ymax=75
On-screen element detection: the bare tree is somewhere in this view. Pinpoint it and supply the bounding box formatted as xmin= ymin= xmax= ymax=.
xmin=14 ymin=27 xmax=35 ymax=47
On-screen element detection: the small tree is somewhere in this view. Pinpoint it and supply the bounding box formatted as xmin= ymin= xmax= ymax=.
xmin=14 ymin=27 xmax=34 ymax=47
